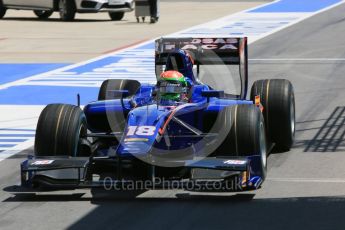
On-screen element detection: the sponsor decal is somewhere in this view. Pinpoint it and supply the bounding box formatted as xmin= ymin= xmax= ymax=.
xmin=223 ymin=160 xmax=246 ymax=165
xmin=162 ymin=38 xmax=239 ymax=51
xmin=126 ymin=126 xmax=156 ymax=136
xmin=241 ymin=171 xmax=247 ymax=187
xmin=255 ymin=95 xmax=264 ymax=112
xmin=31 ymin=160 xmax=54 ymax=165
xmin=124 ymin=138 xmax=149 ymax=142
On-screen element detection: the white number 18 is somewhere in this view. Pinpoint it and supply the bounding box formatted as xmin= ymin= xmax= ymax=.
xmin=127 ymin=126 xmax=156 ymax=136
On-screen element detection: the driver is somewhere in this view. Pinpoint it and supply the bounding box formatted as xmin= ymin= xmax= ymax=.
xmin=157 ymin=70 xmax=188 ymax=104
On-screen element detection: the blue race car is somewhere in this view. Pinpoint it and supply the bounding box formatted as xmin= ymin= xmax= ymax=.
xmin=21 ymin=37 xmax=295 ymax=192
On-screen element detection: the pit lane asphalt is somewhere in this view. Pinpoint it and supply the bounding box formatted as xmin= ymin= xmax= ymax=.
xmin=2 ymin=2 xmax=345 ymax=230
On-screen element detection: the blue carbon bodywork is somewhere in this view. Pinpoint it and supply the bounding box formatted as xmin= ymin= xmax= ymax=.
xmin=84 ymin=84 xmax=253 ymax=157
xmin=20 ymin=38 xmax=268 ymax=191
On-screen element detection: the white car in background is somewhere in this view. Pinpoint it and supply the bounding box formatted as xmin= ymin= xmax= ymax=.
xmin=0 ymin=0 xmax=134 ymax=21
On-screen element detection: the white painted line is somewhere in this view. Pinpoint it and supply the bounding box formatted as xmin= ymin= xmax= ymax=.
xmin=0 ymin=138 xmax=33 ymax=141
xmin=0 ymin=139 xmax=34 ymax=162
xmin=0 ymin=39 xmax=154 ymax=90
xmin=0 ymin=142 xmax=26 ymax=145
xmin=0 ymin=131 xmax=35 ymax=134
xmin=251 ymin=1 xmax=345 ymax=43
xmin=267 ymin=178 xmax=345 ymax=183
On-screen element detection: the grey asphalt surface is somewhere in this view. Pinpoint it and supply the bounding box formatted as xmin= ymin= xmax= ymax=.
xmin=2 ymin=2 xmax=345 ymax=230
xmin=0 ymin=1 xmax=264 ymax=63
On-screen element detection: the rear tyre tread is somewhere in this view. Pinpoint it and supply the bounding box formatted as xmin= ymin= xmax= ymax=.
xmin=250 ymin=79 xmax=295 ymax=151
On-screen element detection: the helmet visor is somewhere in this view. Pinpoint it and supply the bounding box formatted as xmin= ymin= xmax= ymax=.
xmin=158 ymin=82 xmax=187 ymax=94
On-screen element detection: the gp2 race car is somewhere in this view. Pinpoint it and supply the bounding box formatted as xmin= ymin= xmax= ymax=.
xmin=20 ymin=36 xmax=295 ymax=192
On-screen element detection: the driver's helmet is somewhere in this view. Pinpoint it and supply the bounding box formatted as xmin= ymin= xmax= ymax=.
xmin=157 ymin=70 xmax=188 ymax=102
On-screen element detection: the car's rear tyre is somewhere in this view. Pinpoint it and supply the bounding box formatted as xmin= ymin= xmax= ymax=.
xmin=35 ymin=104 xmax=88 ymax=157
xmin=98 ymin=79 xmax=141 ymax=100
xmin=0 ymin=1 xmax=6 ymax=19
xmin=34 ymin=10 xmax=53 ymax=19
xmin=250 ymin=79 xmax=295 ymax=151
xmin=211 ymin=105 xmax=267 ymax=179
xmin=108 ymin=12 xmax=124 ymax=21
xmin=59 ymin=0 xmax=76 ymax=21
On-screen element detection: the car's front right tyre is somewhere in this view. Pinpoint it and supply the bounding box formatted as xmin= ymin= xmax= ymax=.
xmin=210 ymin=105 xmax=267 ymax=180
xmin=35 ymin=104 xmax=88 ymax=157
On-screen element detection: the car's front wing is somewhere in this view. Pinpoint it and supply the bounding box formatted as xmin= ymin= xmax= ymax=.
xmin=20 ymin=155 xmax=264 ymax=191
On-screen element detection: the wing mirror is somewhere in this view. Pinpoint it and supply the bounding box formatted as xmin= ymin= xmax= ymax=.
xmin=201 ymin=90 xmax=224 ymax=102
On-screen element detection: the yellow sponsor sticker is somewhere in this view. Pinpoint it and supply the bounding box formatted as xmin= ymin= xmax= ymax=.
xmin=255 ymin=95 xmax=261 ymax=105
xmin=124 ymin=138 xmax=149 ymax=142
xmin=255 ymin=95 xmax=264 ymax=112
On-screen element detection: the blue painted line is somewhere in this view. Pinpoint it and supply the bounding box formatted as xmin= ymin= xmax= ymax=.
xmin=0 ymin=139 xmax=27 ymax=142
xmin=0 ymin=134 xmax=34 ymax=137
xmin=0 ymin=144 xmax=16 ymax=148
xmin=251 ymin=0 xmax=342 ymax=13
xmin=31 ymin=79 xmax=105 ymax=82
xmin=0 ymin=63 xmax=70 ymax=85
xmin=0 ymin=128 xmax=35 ymax=131
xmin=0 ymin=85 xmax=99 ymax=105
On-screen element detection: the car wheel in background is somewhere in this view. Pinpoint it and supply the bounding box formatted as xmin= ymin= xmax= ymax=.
xmin=108 ymin=12 xmax=125 ymax=21
xmin=251 ymin=79 xmax=295 ymax=151
xmin=0 ymin=1 xmax=6 ymax=19
xmin=33 ymin=10 xmax=54 ymax=19
xmin=35 ymin=104 xmax=89 ymax=157
xmin=98 ymin=79 xmax=141 ymax=100
xmin=59 ymin=0 xmax=76 ymax=21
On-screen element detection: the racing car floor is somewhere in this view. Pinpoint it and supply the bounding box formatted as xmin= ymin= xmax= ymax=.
xmin=2 ymin=1 xmax=345 ymax=229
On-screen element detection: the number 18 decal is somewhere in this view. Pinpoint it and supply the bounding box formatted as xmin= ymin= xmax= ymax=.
xmin=127 ymin=126 xmax=156 ymax=136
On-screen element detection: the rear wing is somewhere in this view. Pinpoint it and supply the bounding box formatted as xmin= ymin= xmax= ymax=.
xmin=155 ymin=37 xmax=248 ymax=65
xmin=155 ymin=37 xmax=248 ymax=99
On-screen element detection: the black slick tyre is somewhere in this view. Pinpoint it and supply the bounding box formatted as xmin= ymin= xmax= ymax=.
xmin=250 ymin=79 xmax=295 ymax=151
xmin=35 ymin=104 xmax=87 ymax=157
xmin=211 ymin=104 xmax=267 ymax=179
